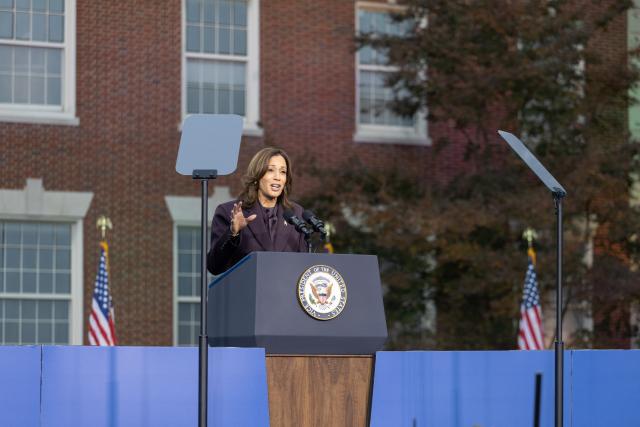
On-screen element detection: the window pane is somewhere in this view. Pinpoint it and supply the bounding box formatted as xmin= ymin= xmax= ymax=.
xmin=203 ymin=27 xmax=215 ymax=53
xmin=6 ymin=248 xmax=20 ymax=268
xmin=54 ymin=322 xmax=68 ymax=343
xmin=178 ymin=254 xmax=192 ymax=273
xmin=203 ymin=0 xmax=215 ymax=24
xmin=187 ymin=85 xmax=200 ymax=113
xmin=22 ymin=322 xmax=36 ymax=343
xmin=0 ymin=11 xmax=13 ymax=39
xmin=178 ymin=230 xmax=193 ymax=250
xmin=233 ymin=88 xmax=244 ymax=115
xmin=218 ymin=27 xmax=230 ymax=54
xmin=233 ymin=29 xmax=246 ymax=55
xmin=16 ymin=12 xmax=30 ymax=40
xmin=47 ymin=49 xmax=61 ymax=74
xmin=22 ymin=223 xmax=38 ymax=245
xmin=218 ymin=0 xmax=231 ymax=25
xmin=54 ymin=272 xmax=70 ymax=294
xmin=5 ymin=321 xmax=19 ymax=343
xmin=6 ymin=272 xmax=19 ymax=292
xmin=23 ymin=248 xmax=37 ymax=269
xmin=39 ymin=272 xmax=52 ymax=292
xmin=16 ymin=0 xmax=29 ymax=11
xmin=23 ymin=272 xmax=36 ymax=292
xmin=39 ymin=320 xmax=52 ymax=343
xmin=46 ymin=76 xmax=61 ymax=104
xmin=32 ymin=12 xmax=47 ymax=41
xmin=55 ymin=224 xmax=70 ymax=246
xmin=14 ymin=76 xmax=28 ymax=102
xmin=178 ymin=276 xmax=192 ymax=297
xmin=38 ymin=300 xmax=52 ymax=318
xmin=49 ymin=0 xmax=63 ymax=13
xmin=22 ymin=300 xmax=35 ymax=319
xmin=53 ymin=300 xmax=67 ymax=319
xmin=0 ymin=74 xmax=10 ymax=103
xmin=30 ymin=76 xmax=45 ymax=103
xmin=5 ymin=299 xmax=19 ymax=319
xmin=39 ymin=249 xmax=52 ymax=269
xmin=0 ymin=46 xmax=11 ymax=72
xmin=0 ymin=0 xmax=14 ymax=8
xmin=5 ymin=222 xmax=20 ymax=244
xmin=14 ymin=47 xmax=28 ymax=73
xmin=55 ymin=249 xmax=70 ymax=269
xmin=39 ymin=224 xmax=54 ymax=245
xmin=32 ymin=0 xmax=45 ymax=11
xmin=48 ymin=14 xmax=63 ymax=42
xmin=234 ymin=2 xmax=247 ymax=27
xmin=186 ymin=25 xmax=200 ymax=52
xmin=186 ymin=0 xmax=200 ymax=23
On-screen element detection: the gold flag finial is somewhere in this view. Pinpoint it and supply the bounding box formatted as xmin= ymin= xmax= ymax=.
xmin=522 ymin=227 xmax=537 ymax=248
xmin=97 ymin=215 xmax=113 ymax=240
xmin=324 ymin=221 xmax=335 ymax=241
xmin=522 ymin=227 xmax=537 ymax=265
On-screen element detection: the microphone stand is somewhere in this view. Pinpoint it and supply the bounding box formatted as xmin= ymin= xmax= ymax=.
xmin=306 ymin=234 xmax=313 ymax=253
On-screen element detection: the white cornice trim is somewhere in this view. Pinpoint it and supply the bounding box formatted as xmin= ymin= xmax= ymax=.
xmin=165 ymin=185 xmax=233 ymax=225
xmin=0 ymin=178 xmax=93 ymax=220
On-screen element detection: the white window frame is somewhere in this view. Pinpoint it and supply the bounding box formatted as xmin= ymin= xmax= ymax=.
xmin=0 ymin=178 xmax=93 ymax=345
xmin=0 ymin=0 xmax=78 ymax=126
xmin=165 ymin=186 xmax=232 ymax=346
xmin=181 ymin=0 xmax=261 ymax=136
xmin=354 ymin=1 xmax=428 ymax=145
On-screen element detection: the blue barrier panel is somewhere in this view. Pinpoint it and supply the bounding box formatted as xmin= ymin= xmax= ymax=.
xmin=571 ymin=350 xmax=640 ymax=427
xmin=0 ymin=346 xmax=41 ymax=427
xmin=40 ymin=346 xmax=269 ymax=427
xmin=370 ymin=350 xmax=572 ymax=427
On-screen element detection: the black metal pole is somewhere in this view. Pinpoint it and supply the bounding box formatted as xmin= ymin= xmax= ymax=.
xmin=534 ymin=372 xmax=542 ymax=427
xmin=554 ymin=194 xmax=565 ymax=427
xmin=199 ymin=178 xmax=209 ymax=427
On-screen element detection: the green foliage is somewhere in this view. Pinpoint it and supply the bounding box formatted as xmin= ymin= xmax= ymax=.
xmin=308 ymin=0 xmax=640 ymax=349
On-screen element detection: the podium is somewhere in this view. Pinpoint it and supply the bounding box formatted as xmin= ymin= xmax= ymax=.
xmin=207 ymin=252 xmax=388 ymax=426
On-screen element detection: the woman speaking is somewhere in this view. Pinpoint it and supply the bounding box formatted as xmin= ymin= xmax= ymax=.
xmin=207 ymin=147 xmax=308 ymax=275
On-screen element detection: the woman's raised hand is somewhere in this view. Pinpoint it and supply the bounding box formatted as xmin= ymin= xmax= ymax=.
xmin=230 ymin=201 xmax=257 ymax=236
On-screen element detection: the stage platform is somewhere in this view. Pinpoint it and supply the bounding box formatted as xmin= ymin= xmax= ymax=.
xmin=1 ymin=346 xmax=638 ymax=426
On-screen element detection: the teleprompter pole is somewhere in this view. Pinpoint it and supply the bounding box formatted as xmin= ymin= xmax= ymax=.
xmin=194 ymin=169 xmax=217 ymax=427
xmin=554 ymin=192 xmax=565 ymax=427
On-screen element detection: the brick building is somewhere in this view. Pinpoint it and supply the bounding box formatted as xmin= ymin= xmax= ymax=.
xmin=0 ymin=1 xmax=635 ymax=347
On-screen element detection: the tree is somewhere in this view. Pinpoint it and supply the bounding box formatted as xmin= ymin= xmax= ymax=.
xmin=308 ymin=0 xmax=640 ymax=349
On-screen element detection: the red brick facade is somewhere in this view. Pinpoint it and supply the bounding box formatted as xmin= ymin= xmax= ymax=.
xmin=0 ymin=1 xmax=629 ymax=346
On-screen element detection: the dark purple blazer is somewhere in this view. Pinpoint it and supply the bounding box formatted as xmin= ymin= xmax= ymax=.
xmin=207 ymin=199 xmax=308 ymax=275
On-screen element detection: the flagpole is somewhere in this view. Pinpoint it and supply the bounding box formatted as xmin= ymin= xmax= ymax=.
xmin=554 ymin=193 xmax=565 ymax=427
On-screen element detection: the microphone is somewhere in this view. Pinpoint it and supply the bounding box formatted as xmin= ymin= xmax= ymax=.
xmin=283 ymin=210 xmax=312 ymax=237
xmin=302 ymin=210 xmax=327 ymax=237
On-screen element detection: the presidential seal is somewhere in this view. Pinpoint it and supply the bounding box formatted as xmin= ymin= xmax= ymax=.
xmin=297 ymin=265 xmax=347 ymax=320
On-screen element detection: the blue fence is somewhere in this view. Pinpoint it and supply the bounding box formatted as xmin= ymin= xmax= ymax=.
xmin=1 ymin=346 xmax=269 ymax=427
xmin=370 ymin=350 xmax=640 ymax=427
xmin=1 ymin=347 xmax=639 ymax=426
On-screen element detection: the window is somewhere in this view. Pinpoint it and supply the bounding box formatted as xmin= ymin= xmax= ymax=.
xmin=355 ymin=4 xmax=427 ymax=144
xmin=175 ymin=226 xmax=206 ymax=346
xmin=0 ymin=0 xmax=77 ymax=125
xmin=183 ymin=0 xmax=260 ymax=135
xmin=166 ymin=186 xmax=232 ymax=346
xmin=0 ymin=179 xmax=93 ymax=345
xmin=0 ymin=221 xmax=72 ymax=344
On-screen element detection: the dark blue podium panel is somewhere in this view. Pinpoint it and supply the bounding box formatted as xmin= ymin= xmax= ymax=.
xmin=572 ymin=350 xmax=640 ymax=427
xmin=370 ymin=351 xmax=564 ymax=427
xmin=209 ymin=252 xmax=388 ymax=354
xmin=0 ymin=346 xmax=41 ymax=427
xmin=40 ymin=346 xmax=269 ymax=427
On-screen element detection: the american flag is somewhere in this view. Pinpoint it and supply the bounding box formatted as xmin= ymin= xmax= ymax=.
xmin=88 ymin=241 xmax=117 ymax=346
xmin=517 ymin=248 xmax=544 ymax=350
